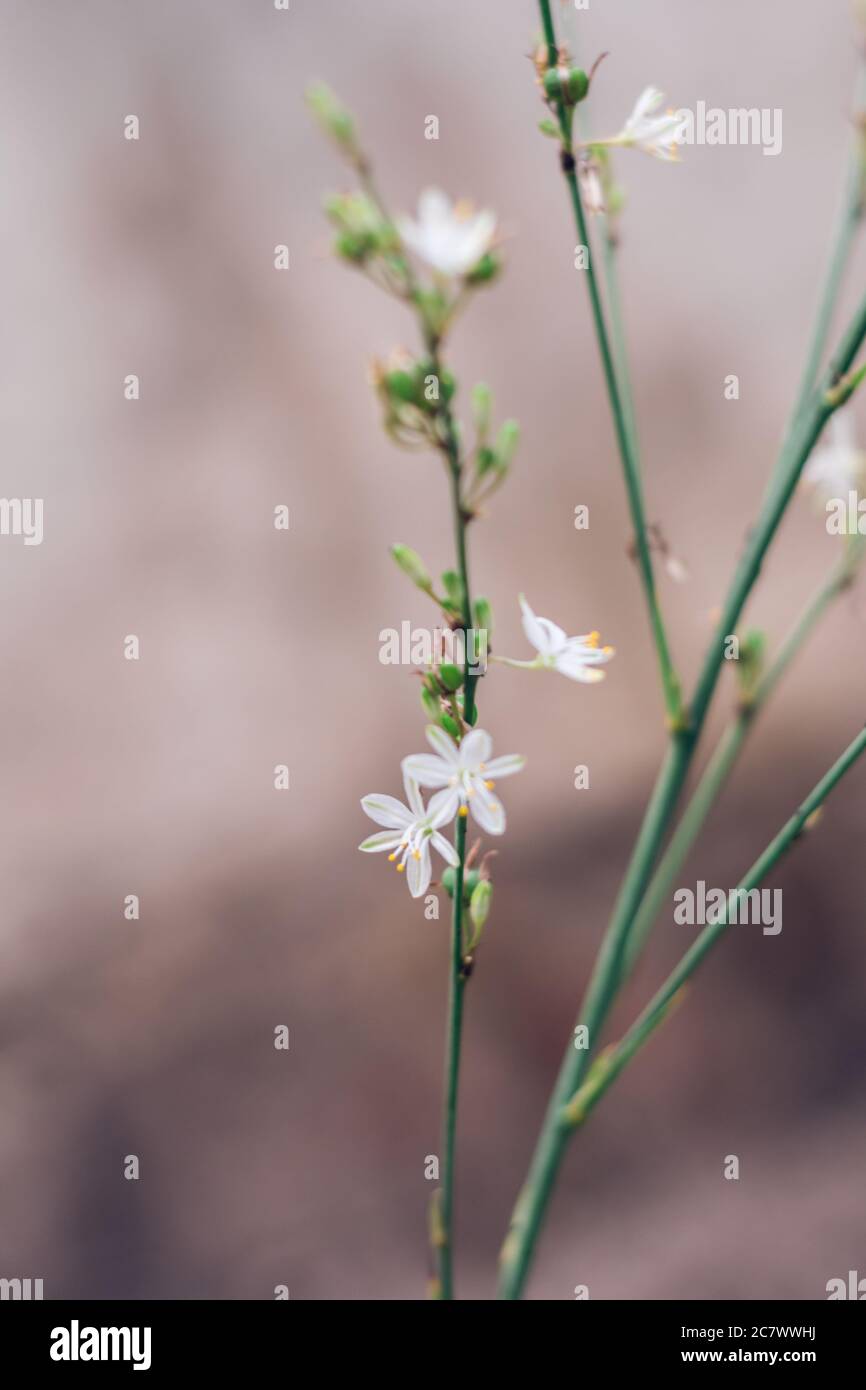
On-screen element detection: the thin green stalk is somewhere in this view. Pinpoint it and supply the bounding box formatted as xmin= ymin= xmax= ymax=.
xmin=624 ymin=540 xmax=863 ymax=975
xmin=562 ymin=724 xmax=866 ymax=1128
xmin=431 ymin=344 xmax=475 ymax=1301
xmin=789 ymin=62 xmax=866 ymax=428
xmin=538 ymin=0 xmax=682 ymax=726
xmin=436 ymin=808 xmax=467 ymax=1301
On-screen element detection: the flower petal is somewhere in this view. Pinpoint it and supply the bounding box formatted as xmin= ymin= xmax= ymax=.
xmin=427 ymin=786 xmax=461 ymax=827
xmin=468 ymin=780 xmax=506 ymax=835
xmin=553 ymin=652 xmax=607 ymax=682
xmin=425 ymin=724 xmax=460 ymax=764
xmin=407 ymin=841 xmax=432 ymax=898
xmin=403 ymin=773 xmax=425 ymax=818
xmin=458 ymin=727 xmax=492 ymax=769
xmin=358 ymin=831 xmax=405 ymax=853
xmin=483 ymin=753 xmax=525 ymax=779
xmin=360 ymin=794 xmax=413 ymax=829
xmin=519 ymin=595 xmax=566 ymax=657
xmin=431 ymin=830 xmax=460 ymax=868
xmin=402 ymin=753 xmax=453 ymax=788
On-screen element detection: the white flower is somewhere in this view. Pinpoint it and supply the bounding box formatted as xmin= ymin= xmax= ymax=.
xmin=519 ymin=596 xmax=615 ymax=683
xmin=803 ymin=412 xmax=866 ymax=501
xmin=610 ymin=86 xmax=684 ymax=161
xmin=359 ymin=774 xmax=459 ymax=898
xmin=402 ymin=727 xmax=524 ymax=836
xmin=397 ymin=188 xmax=496 ymax=277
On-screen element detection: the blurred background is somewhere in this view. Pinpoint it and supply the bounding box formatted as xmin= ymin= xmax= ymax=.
xmin=1 ymin=0 xmax=865 ymax=1300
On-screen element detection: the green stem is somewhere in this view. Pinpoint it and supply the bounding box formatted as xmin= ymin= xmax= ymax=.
xmin=437 ymin=809 xmax=467 ymax=1300
xmin=788 ymin=62 xmax=866 ymax=429
xmin=431 ymin=342 xmax=475 ymax=1301
xmin=562 ymin=725 xmax=866 ymax=1128
xmin=539 ymin=0 xmax=682 ymax=726
xmin=623 ymin=541 xmax=863 ymax=975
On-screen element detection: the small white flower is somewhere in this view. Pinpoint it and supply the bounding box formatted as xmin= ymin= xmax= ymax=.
xmin=397 ymin=188 xmax=496 ymax=278
xmin=803 ymin=411 xmax=866 ymax=501
xmin=609 ymin=86 xmax=684 ymax=161
xmin=519 ymin=595 xmax=615 ymax=683
xmin=402 ymin=727 xmax=524 ymax=836
xmin=359 ymin=775 xmax=459 ymax=898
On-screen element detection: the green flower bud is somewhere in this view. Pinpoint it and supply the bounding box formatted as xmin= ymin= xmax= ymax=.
xmin=473 ymin=596 xmax=493 ymax=639
xmin=439 ymin=663 xmax=464 ymax=692
xmin=543 ymin=66 xmax=589 ymax=106
xmin=441 ymin=571 xmax=464 ymax=609
xmin=420 ymin=686 xmax=441 ymax=721
xmin=306 ymin=83 xmax=356 ymax=150
xmin=391 ymin=543 xmax=432 ymax=591
xmin=439 ymin=712 xmax=462 ymax=739
xmin=495 ymin=419 xmax=520 ymax=470
xmin=472 ymin=382 xmax=492 ymax=438
xmin=469 ymin=879 xmax=492 ymax=940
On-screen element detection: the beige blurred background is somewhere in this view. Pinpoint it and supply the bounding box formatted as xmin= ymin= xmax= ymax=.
xmin=0 ymin=0 xmax=865 ymax=1300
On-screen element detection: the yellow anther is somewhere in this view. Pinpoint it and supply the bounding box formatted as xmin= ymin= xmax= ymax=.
xmin=458 ymin=806 xmax=469 ymax=817
xmin=485 ymin=780 xmax=495 ymax=790
xmin=388 ymin=852 xmax=398 ymax=861
xmin=412 ymin=850 xmax=422 ymax=860
xmin=603 ymin=645 xmax=614 ymax=656
xmin=396 ymin=863 xmax=406 ymax=872
xmin=587 ymin=631 xmax=600 ymax=648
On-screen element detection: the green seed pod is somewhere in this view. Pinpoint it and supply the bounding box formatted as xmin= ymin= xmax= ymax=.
xmin=439 ymin=663 xmax=464 ymax=692
xmin=543 ymin=66 xmax=589 ymax=106
xmin=469 ymin=879 xmax=492 ymax=937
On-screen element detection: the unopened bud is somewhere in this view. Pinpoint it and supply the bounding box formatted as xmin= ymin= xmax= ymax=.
xmin=391 ymin=543 xmax=432 ymax=592
xmin=543 ymin=66 xmax=589 ymax=107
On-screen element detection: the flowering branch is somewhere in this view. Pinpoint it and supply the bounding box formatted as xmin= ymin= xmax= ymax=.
xmin=535 ymin=0 xmax=683 ymax=726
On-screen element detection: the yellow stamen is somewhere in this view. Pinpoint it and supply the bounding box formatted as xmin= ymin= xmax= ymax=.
xmin=412 ymin=850 xmax=422 ymax=860
xmin=603 ymin=645 xmax=614 ymax=656
xmin=485 ymin=780 xmax=495 ymax=790
xmin=586 ymin=631 xmax=600 ymax=648
xmin=388 ymin=852 xmax=398 ymax=862
xmin=397 ymin=863 xmax=406 ymax=872
xmin=458 ymin=806 xmax=468 ymax=817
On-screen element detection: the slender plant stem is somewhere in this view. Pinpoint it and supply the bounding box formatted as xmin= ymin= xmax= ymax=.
xmin=431 ymin=342 xmax=475 ymax=1301
xmin=623 ymin=540 xmax=863 ymax=975
xmin=789 ymin=62 xmax=866 ymax=427
xmin=538 ymin=0 xmax=682 ymax=725
xmin=561 ymin=725 xmax=866 ymax=1128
